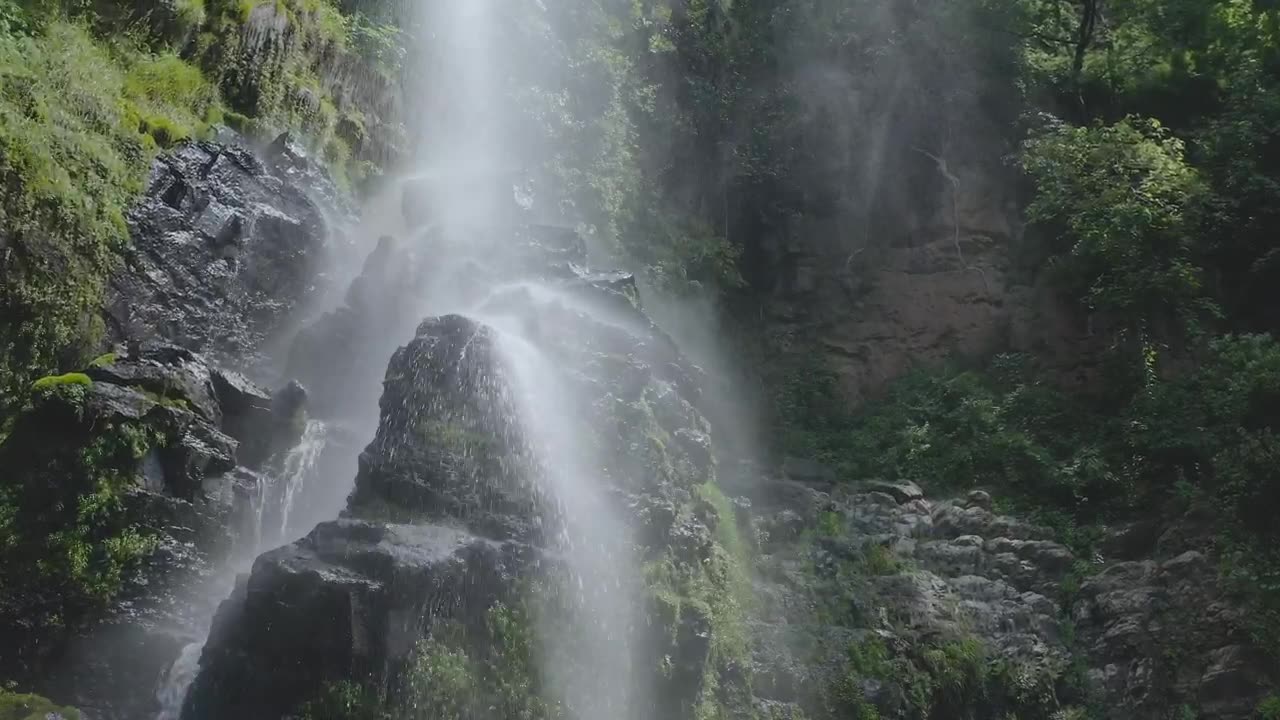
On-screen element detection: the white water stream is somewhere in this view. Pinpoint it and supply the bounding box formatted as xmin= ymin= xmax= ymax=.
xmin=155 ymin=0 xmax=645 ymax=715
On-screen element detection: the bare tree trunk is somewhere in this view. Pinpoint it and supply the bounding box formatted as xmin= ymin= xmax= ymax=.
xmin=1071 ymin=0 xmax=1100 ymax=82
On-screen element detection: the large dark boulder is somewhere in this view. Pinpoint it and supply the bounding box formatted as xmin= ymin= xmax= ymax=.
xmin=347 ymin=314 xmax=547 ymax=542
xmin=105 ymin=140 xmax=337 ymax=374
xmin=182 ymin=521 xmax=537 ymax=720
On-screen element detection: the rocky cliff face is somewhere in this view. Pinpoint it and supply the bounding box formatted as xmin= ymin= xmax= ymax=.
xmin=0 ymin=133 xmax=346 ymax=719
xmin=736 ymin=469 xmax=1279 ymax=720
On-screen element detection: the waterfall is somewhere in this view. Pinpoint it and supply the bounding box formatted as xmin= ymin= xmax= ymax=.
xmin=485 ymin=321 xmax=642 ymax=717
xmin=158 ymin=0 xmax=649 ymax=715
xmin=275 ymin=419 xmax=329 ymax=543
xmin=154 ymin=642 xmax=202 ymax=720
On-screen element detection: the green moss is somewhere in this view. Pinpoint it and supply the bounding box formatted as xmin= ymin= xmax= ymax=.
xmin=89 ymin=353 xmax=116 ymax=368
xmin=297 ymin=681 xmax=383 ymax=720
xmin=30 ymin=373 xmax=92 ymax=392
xmin=1259 ymin=696 xmax=1280 ymax=720
xmin=175 ymin=0 xmax=207 ymax=31
xmin=643 ymin=483 xmax=756 ymax=719
xmin=0 ymin=690 xmax=81 ymax=720
xmin=0 ymin=21 xmax=229 ymax=409
xmin=300 ymin=598 xmax=561 ymax=719
xmin=861 ymin=544 xmax=902 ymax=576
xmin=0 ymin=23 xmax=142 ymax=407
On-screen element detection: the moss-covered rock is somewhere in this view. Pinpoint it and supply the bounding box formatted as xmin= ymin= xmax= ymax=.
xmin=0 ymin=689 xmax=80 ymax=720
xmin=0 ymin=342 xmax=311 ymax=708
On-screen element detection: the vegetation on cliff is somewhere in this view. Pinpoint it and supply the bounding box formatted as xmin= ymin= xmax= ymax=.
xmin=0 ymin=0 xmax=403 ymax=414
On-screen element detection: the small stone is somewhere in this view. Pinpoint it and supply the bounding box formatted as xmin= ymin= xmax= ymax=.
xmin=866 ymin=491 xmax=899 ymax=507
xmin=966 ymin=489 xmax=992 ymax=509
xmin=867 ymin=480 xmax=924 ymax=504
xmin=781 ymin=456 xmax=838 ymax=486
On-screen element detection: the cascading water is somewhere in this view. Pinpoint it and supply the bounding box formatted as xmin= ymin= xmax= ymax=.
xmin=154 ymin=643 xmax=203 ymax=720
xmin=158 ymin=0 xmax=650 ymax=715
xmin=485 ymin=319 xmax=643 ymax=717
xmin=273 ymin=419 xmax=330 ymax=543
xmin=405 ymin=0 xmax=646 ymax=709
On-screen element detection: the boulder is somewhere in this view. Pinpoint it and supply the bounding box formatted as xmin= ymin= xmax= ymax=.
xmin=1073 ymin=545 xmax=1276 ymax=719
xmin=182 ymin=520 xmax=537 ymax=720
xmin=106 ymin=141 xmax=337 ymax=373
xmin=866 ymin=479 xmax=924 ymax=504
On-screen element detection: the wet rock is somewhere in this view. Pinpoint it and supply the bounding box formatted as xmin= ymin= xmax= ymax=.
xmin=345 ymin=314 xmax=548 ymax=542
xmin=781 ymin=456 xmax=838 ymax=487
xmin=4 ymin=348 xmax=311 ymax=717
xmin=745 ymin=480 xmax=1081 ymax=715
xmin=106 ymin=141 xmax=335 ymax=372
xmin=966 ymin=489 xmax=992 ymax=509
xmin=186 ymin=228 xmax=724 ymax=719
xmin=212 ymin=370 xmax=308 ymax=467
xmin=183 ymin=520 xmax=537 ymax=720
xmin=286 ymin=235 xmax=425 ymax=419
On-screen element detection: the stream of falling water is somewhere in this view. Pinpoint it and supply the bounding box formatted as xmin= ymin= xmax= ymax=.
xmin=484 ymin=318 xmax=642 ymax=717
xmin=155 ymin=0 xmax=645 ymax=713
xmin=275 ymin=419 xmax=330 ymax=543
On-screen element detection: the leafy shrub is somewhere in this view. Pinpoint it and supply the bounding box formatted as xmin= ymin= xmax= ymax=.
xmin=1257 ymin=695 xmax=1280 ymax=720
xmin=1021 ymin=117 xmax=1210 ymax=335
xmin=0 ymin=407 xmax=163 ymax=671
xmin=298 ymin=681 xmax=385 ymax=720
xmin=0 ymin=0 xmax=29 ymax=35
xmin=0 ymin=689 xmax=81 ymax=720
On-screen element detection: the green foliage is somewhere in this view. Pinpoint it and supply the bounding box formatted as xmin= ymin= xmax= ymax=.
xmin=827 ymin=633 xmax=1073 ymax=720
xmin=998 ymin=0 xmax=1280 ymax=334
xmin=1257 ymin=695 xmax=1280 ymax=720
xmin=193 ymin=0 xmax=403 ymax=189
xmin=398 ymin=602 xmax=559 ymax=720
xmin=0 ymin=689 xmax=81 ymax=720
xmin=299 ymin=598 xmax=562 ymax=720
xmin=0 ymin=22 xmax=145 ymax=408
xmin=403 ymin=640 xmax=473 ymax=720
xmin=644 ymin=484 xmax=755 ymax=719
xmin=1021 ymin=117 xmax=1209 ymax=334
xmin=122 ymin=51 xmax=222 ymax=146
xmin=0 ymin=410 xmax=163 ymax=662
xmin=0 ymin=0 xmax=30 ymax=36
xmin=772 ymin=362 xmax=860 ymax=470
xmin=778 ymin=353 xmax=1122 ymax=531
xmin=298 ymin=681 xmax=385 ymax=720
